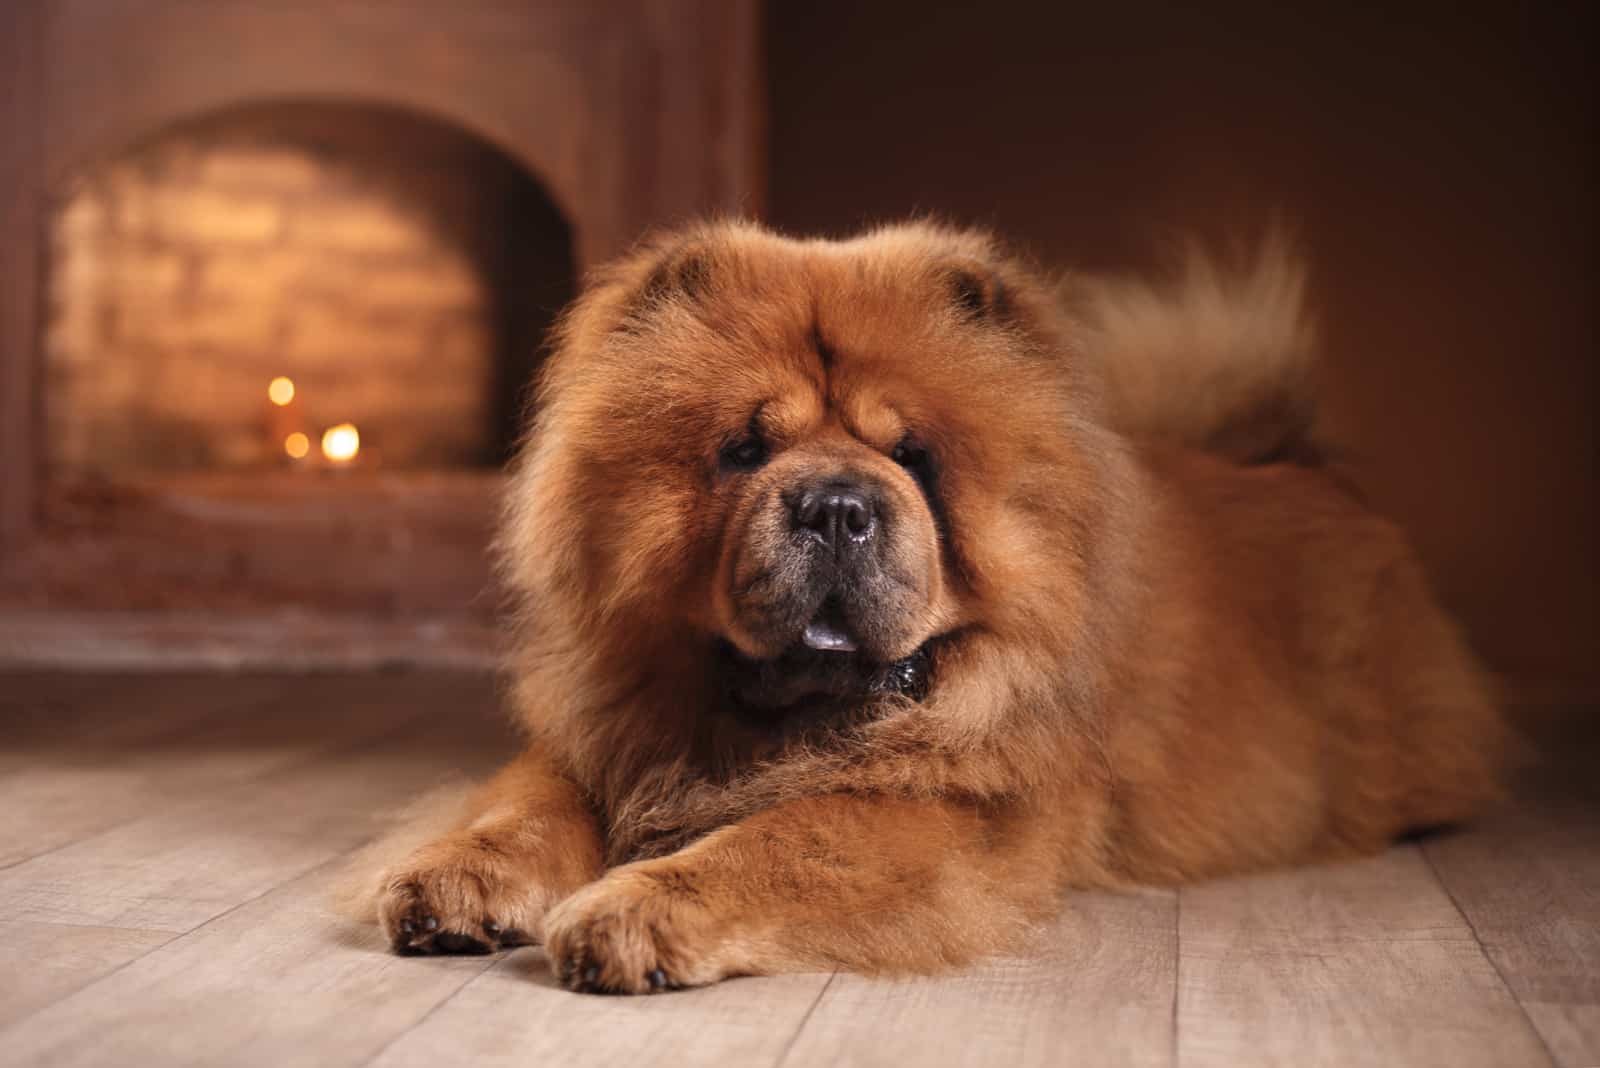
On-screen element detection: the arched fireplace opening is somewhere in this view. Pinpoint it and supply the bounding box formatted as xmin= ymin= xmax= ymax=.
xmin=12 ymin=100 xmax=576 ymax=631
xmin=46 ymin=100 xmax=573 ymax=476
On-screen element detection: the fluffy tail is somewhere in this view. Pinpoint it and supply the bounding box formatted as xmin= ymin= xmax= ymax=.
xmin=1066 ymin=234 xmax=1319 ymax=464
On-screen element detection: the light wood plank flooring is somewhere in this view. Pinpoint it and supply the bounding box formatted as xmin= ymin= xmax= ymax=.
xmin=0 ymin=672 xmax=1593 ymax=1068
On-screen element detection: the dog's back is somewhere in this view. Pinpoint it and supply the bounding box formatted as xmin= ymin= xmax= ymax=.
xmin=1095 ymin=447 xmax=1505 ymax=884
xmin=1068 ymin=239 xmax=1507 ymax=883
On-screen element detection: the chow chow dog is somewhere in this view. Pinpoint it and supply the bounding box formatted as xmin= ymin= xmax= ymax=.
xmin=344 ymin=219 xmax=1505 ymax=993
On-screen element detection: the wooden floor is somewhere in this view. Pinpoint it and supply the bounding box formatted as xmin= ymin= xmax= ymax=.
xmin=0 ymin=672 xmax=1594 ymax=1068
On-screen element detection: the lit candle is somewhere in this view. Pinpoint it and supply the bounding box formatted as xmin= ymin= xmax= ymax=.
xmin=265 ymin=376 xmax=306 ymax=467
xmin=321 ymin=423 xmax=360 ymax=465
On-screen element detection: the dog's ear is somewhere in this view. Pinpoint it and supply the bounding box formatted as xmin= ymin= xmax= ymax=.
xmin=638 ymin=242 xmax=715 ymax=307
xmin=608 ymin=238 xmax=717 ymax=335
xmin=604 ymin=239 xmax=720 ymax=335
xmin=945 ymin=260 xmax=1013 ymax=323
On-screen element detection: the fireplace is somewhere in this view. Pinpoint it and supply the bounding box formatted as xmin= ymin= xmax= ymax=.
xmin=47 ymin=100 xmax=573 ymax=476
xmin=0 ymin=0 xmax=763 ymax=666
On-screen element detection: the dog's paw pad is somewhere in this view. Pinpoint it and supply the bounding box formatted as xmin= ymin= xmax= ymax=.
xmin=431 ymin=931 xmax=492 ymax=955
xmin=383 ymin=882 xmax=528 ymax=956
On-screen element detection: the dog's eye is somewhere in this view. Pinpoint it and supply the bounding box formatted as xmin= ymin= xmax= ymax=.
xmin=720 ymin=435 xmax=768 ymax=472
xmin=891 ymin=435 xmax=945 ymax=535
xmin=891 ymin=437 xmax=930 ymax=470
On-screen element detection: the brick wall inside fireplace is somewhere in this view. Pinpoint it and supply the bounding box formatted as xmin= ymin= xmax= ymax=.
xmin=45 ymin=102 xmax=571 ymax=475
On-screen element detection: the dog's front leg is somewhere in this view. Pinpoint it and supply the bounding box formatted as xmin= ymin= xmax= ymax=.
xmin=542 ymin=792 xmax=1064 ymax=993
xmin=377 ymin=747 xmax=605 ymax=954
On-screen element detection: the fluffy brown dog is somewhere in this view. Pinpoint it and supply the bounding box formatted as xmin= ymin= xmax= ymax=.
xmin=349 ymin=219 xmax=1506 ymax=993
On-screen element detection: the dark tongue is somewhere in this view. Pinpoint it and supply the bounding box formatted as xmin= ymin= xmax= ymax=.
xmin=802 ymin=618 xmax=859 ymax=653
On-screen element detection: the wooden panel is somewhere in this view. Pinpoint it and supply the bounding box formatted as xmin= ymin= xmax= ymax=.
xmin=1424 ymin=795 xmax=1600 ymax=1068
xmin=0 ymin=672 xmax=496 ymax=863
xmin=0 ymin=612 xmax=499 ymax=672
xmin=0 ymin=856 xmax=499 ymax=1068
xmin=1176 ymin=846 xmax=1551 ymax=1068
xmin=0 ymin=674 xmax=289 ymax=865
xmin=0 ymin=673 xmax=422 ymax=867
xmin=0 ymin=0 xmax=42 ymax=544
xmin=0 ymin=671 xmax=146 ymax=759
xmin=1521 ymin=1005 xmax=1600 ymax=1068
xmin=370 ymin=954 xmax=833 ymax=1068
xmin=636 ymin=0 xmax=767 ymax=222
xmin=1 ymin=672 xmax=288 ymax=754
xmin=0 ymin=920 xmax=174 ymax=1028
xmin=0 ymin=674 xmax=507 ymax=927
xmin=778 ymin=890 xmax=1176 ymax=1068
xmin=0 ymin=674 xmax=1592 ymax=1064
xmin=0 ymin=474 xmax=503 ymax=619
xmin=0 ymin=674 xmax=513 ymax=1066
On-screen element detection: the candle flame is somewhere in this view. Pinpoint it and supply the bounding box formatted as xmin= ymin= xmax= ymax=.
xmin=321 ymin=423 xmax=360 ymax=463
xmin=283 ymin=431 xmax=310 ymax=459
xmin=267 ymin=376 xmax=296 ymax=406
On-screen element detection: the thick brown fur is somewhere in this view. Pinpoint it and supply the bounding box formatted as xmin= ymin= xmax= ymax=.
xmin=347 ymin=219 xmax=1507 ymax=993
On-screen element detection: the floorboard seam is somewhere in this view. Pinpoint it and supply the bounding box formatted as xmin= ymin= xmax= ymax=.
xmin=1171 ymin=889 xmax=1182 ymax=1068
xmin=0 ymin=678 xmax=316 ymax=872
xmin=0 ymin=700 xmax=427 ymax=875
xmin=0 ymin=851 xmax=350 ymax=1037
xmin=772 ymin=969 xmax=837 ymax=1068
xmin=1419 ymin=843 xmax=1559 ymax=1068
xmin=0 ymin=916 xmax=178 ymax=935
xmin=358 ymin=953 xmax=506 ymax=1066
xmin=0 ymin=828 xmax=139 ymax=873
xmin=0 ymin=928 xmax=180 ymax=1030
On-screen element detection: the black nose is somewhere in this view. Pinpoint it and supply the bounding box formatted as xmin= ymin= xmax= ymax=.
xmin=793 ymin=480 xmax=877 ymax=551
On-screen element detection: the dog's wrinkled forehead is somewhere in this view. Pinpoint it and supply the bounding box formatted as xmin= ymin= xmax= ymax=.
xmin=552 ymin=220 xmax=1067 ymax=467
xmin=611 ymin=225 xmax=1017 ymax=345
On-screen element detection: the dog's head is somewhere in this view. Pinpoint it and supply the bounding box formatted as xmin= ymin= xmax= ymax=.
xmin=503 ymin=221 xmax=1113 ymax=717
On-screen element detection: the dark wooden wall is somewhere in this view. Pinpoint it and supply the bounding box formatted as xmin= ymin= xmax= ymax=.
xmin=767 ymin=0 xmax=1595 ymax=692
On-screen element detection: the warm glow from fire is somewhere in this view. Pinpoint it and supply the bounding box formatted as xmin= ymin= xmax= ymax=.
xmin=267 ymin=376 xmax=296 ymax=406
xmin=321 ymin=423 xmax=360 ymax=463
xmin=283 ymin=431 xmax=310 ymax=459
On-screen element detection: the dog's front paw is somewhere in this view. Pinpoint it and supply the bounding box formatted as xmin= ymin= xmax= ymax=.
xmin=542 ymin=865 xmax=729 ymax=994
xmin=379 ymin=835 xmax=552 ymax=956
